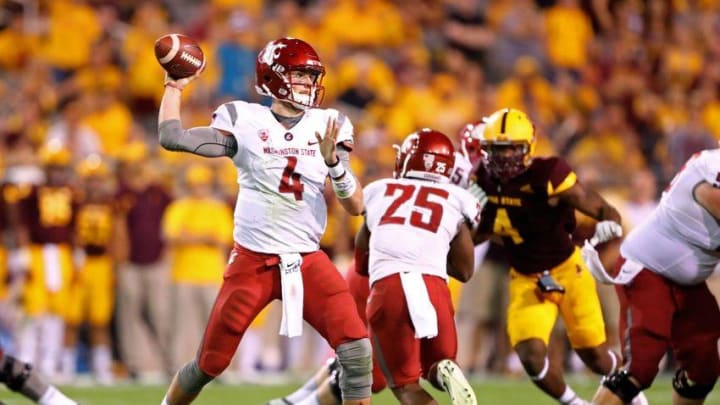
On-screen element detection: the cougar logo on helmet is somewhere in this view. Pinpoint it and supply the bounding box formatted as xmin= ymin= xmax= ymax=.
xmin=259 ymin=41 xmax=287 ymax=67
xmin=480 ymin=108 xmax=536 ymax=179
xmin=394 ymin=128 xmax=456 ymax=183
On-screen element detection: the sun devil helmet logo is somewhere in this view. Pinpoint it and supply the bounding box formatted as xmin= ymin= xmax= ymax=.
xmin=259 ymin=41 xmax=287 ymax=67
xmin=423 ymin=153 xmax=435 ymax=170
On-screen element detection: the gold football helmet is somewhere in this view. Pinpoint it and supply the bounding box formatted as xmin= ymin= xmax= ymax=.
xmin=479 ymin=108 xmax=536 ymax=179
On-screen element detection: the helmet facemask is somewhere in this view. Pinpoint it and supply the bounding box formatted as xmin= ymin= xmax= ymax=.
xmin=483 ymin=142 xmax=531 ymax=180
xmin=282 ymin=67 xmax=325 ymax=109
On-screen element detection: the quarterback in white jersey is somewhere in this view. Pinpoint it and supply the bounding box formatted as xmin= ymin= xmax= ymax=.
xmin=210 ymin=100 xmax=353 ymax=253
xmin=157 ymin=37 xmax=372 ymax=405
xmin=584 ymin=149 xmax=720 ymax=405
xmin=355 ymin=129 xmax=479 ymax=405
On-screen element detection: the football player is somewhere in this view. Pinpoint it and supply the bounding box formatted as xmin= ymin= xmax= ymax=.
xmin=0 ymin=346 xmax=77 ymax=404
xmin=454 ymin=121 xmax=511 ymax=377
xmin=266 ymin=127 xmax=484 ymax=405
xmin=472 ymin=108 xmax=639 ymax=405
xmin=583 ymin=149 xmax=720 ymax=405
xmin=357 ymin=129 xmax=479 ymax=405
xmin=62 ymin=154 xmax=115 ymax=384
xmin=8 ymin=141 xmax=77 ymax=379
xmin=158 ymin=37 xmax=371 ymax=405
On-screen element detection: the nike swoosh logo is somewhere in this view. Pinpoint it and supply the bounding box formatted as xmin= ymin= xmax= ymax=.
xmin=308 ymin=140 xmax=319 ymax=146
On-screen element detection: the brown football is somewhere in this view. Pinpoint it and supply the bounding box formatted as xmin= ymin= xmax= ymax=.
xmin=154 ymin=33 xmax=205 ymax=79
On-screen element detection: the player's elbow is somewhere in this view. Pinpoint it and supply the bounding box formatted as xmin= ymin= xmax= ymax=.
xmin=158 ymin=119 xmax=182 ymax=151
xmin=345 ymin=200 xmax=364 ymax=216
xmin=448 ymin=261 xmax=473 ymax=282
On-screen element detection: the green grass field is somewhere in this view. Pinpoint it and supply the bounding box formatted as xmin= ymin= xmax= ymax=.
xmin=1 ymin=375 xmax=718 ymax=404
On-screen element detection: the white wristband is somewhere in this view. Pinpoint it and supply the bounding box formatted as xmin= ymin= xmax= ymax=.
xmin=332 ymin=174 xmax=357 ymax=199
xmin=327 ymin=160 xmax=345 ymax=179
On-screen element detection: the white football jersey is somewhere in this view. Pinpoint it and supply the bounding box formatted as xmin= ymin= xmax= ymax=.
xmin=364 ymin=177 xmax=481 ymax=285
xmin=621 ymin=149 xmax=720 ymax=284
xmin=210 ymin=100 xmax=353 ymax=254
xmin=450 ymin=152 xmax=474 ymax=189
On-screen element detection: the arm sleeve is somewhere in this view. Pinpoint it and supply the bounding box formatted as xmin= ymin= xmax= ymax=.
xmin=158 ymin=119 xmax=238 ymax=158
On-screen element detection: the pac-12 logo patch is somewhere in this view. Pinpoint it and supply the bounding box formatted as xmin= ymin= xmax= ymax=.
xmin=284 ymin=132 xmax=294 ymax=141
xmin=258 ymin=129 xmax=269 ymax=142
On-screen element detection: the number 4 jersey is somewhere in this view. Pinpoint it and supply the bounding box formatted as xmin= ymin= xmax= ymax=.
xmin=210 ymin=100 xmax=354 ymax=254
xmin=621 ymin=149 xmax=720 ymax=285
xmin=363 ymin=178 xmax=481 ymax=285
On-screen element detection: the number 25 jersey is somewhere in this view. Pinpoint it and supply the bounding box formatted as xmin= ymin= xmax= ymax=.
xmin=363 ymin=178 xmax=480 ymax=285
xmin=211 ymin=100 xmax=354 ymax=254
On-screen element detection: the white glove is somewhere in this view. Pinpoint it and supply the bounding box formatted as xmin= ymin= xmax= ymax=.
xmin=590 ymin=220 xmax=623 ymax=246
xmin=581 ymin=240 xmax=644 ymax=285
xmin=467 ymin=184 xmax=488 ymax=208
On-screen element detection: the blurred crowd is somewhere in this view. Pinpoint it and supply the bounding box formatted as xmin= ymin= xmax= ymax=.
xmin=1 ymin=0 xmax=720 ymax=385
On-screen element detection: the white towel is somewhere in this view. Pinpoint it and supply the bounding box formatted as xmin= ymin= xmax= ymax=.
xmin=399 ymin=272 xmax=438 ymax=339
xmin=582 ymin=241 xmax=643 ymax=285
xmin=42 ymin=244 xmax=62 ymax=292
xmin=278 ymin=253 xmax=304 ymax=337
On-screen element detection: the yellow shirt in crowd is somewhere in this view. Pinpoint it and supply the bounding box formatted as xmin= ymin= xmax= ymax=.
xmin=162 ymin=197 xmax=234 ymax=285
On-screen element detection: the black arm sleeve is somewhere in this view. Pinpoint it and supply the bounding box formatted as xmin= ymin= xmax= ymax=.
xmin=158 ymin=119 xmax=238 ymax=158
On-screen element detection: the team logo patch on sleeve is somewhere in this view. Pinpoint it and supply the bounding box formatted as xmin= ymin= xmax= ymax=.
xmin=258 ymin=129 xmax=269 ymax=142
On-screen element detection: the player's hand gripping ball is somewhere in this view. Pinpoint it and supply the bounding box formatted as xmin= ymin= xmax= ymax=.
xmin=154 ymin=33 xmax=205 ymax=79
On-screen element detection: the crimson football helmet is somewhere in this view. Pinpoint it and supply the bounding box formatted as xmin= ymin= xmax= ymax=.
xmin=394 ymin=128 xmax=455 ymax=183
xmin=458 ymin=121 xmax=486 ymax=167
xmin=255 ymin=37 xmax=325 ymax=109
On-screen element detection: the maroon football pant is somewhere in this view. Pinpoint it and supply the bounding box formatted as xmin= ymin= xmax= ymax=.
xmin=197 ymin=244 xmax=368 ymax=377
xmin=367 ymin=273 xmax=457 ymax=388
xmin=616 ymin=262 xmax=720 ymax=388
xmin=346 ymin=265 xmax=387 ymax=393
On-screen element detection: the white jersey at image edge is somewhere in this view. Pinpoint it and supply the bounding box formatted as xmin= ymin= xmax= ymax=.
xmin=363 ymin=177 xmax=480 ymax=285
xmin=210 ymin=100 xmax=354 ymax=254
xmin=621 ymin=149 xmax=720 ymax=285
